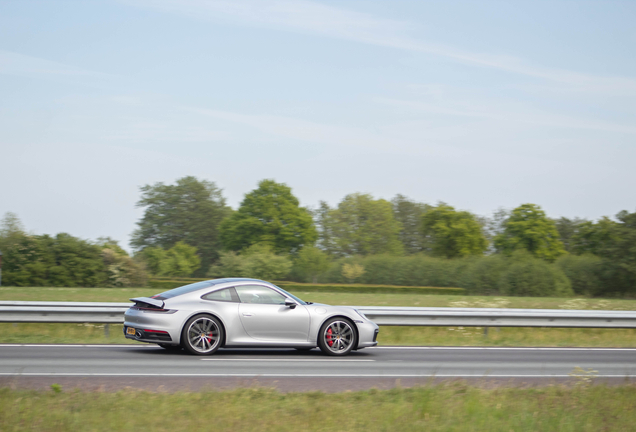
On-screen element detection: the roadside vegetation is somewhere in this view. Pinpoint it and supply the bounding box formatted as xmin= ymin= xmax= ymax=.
xmin=2 ymin=177 xmax=636 ymax=299
xmin=1 ymin=384 xmax=635 ymax=431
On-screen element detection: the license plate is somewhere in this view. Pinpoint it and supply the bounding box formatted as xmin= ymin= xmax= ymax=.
xmin=126 ymin=327 xmax=136 ymax=335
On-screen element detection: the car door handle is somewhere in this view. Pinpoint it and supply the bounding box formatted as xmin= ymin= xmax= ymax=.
xmin=242 ymin=313 xmax=253 ymax=317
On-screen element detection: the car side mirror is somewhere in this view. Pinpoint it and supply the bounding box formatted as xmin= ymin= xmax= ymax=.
xmin=284 ymin=298 xmax=297 ymax=309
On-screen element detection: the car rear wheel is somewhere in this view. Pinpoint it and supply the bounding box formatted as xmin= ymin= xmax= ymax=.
xmin=318 ymin=318 xmax=356 ymax=356
xmin=182 ymin=315 xmax=224 ymax=356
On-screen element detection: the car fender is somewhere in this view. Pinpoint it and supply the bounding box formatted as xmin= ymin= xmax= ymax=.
xmin=308 ymin=306 xmax=361 ymax=344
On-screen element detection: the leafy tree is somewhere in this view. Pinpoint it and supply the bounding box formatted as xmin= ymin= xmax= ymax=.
xmin=1 ymin=214 xmax=148 ymax=287
xmin=37 ymin=234 xmax=107 ymax=287
xmin=482 ymin=208 xmax=510 ymax=253
xmin=164 ymin=241 xmax=201 ymax=277
xmin=0 ymin=212 xmax=25 ymax=247
xmin=494 ymin=204 xmax=566 ymax=262
xmin=137 ymin=242 xmax=200 ymax=277
xmin=313 ymin=201 xmax=335 ymax=252
xmin=420 ymin=204 xmax=488 ymax=259
xmin=569 ymin=217 xmax=620 ymax=256
xmin=317 ymin=193 xmax=403 ymax=257
xmin=207 ymin=251 xmax=244 ymax=278
xmin=391 ymin=195 xmax=430 ymax=254
xmin=293 ymin=246 xmax=331 ymax=283
xmin=136 ymin=247 xmax=169 ymax=276
xmin=342 ymin=263 xmax=365 ymax=283
xmin=219 ymin=180 xmax=316 ymax=254
xmin=554 ymin=217 xmax=587 ymax=252
xmin=239 ymin=243 xmax=292 ymax=280
xmin=0 ymin=232 xmax=51 ymax=287
xmin=208 ymin=244 xmax=291 ymax=280
xmin=131 ymin=176 xmax=231 ymax=274
xmin=97 ymin=238 xmax=147 ymax=287
xmin=556 ymin=254 xmax=603 ymax=296
xmin=569 ymin=211 xmax=636 ymax=295
xmin=612 ymin=210 xmax=636 ymax=293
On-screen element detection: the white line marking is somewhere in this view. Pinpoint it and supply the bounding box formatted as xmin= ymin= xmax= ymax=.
xmin=0 ymin=344 xmax=154 ymax=348
xmin=0 ymin=373 xmax=632 ymax=378
xmin=201 ymin=359 xmax=374 ymax=362
xmin=371 ymin=346 xmax=636 ymax=351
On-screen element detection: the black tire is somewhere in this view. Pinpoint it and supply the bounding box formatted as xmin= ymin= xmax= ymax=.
xmin=181 ymin=314 xmax=224 ymax=356
xmin=158 ymin=344 xmax=182 ymax=352
xmin=317 ymin=317 xmax=357 ymax=356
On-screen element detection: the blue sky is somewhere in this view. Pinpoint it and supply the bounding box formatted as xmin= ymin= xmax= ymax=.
xmin=1 ymin=0 xmax=635 ymax=248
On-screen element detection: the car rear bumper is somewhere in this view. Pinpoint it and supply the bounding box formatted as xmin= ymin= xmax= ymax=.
xmin=123 ymin=307 xmax=184 ymax=344
xmin=124 ymin=326 xmax=173 ymax=343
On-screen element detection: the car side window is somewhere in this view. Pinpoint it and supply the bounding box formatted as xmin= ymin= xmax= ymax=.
xmin=235 ymin=285 xmax=287 ymax=305
xmin=202 ymin=287 xmax=239 ymax=302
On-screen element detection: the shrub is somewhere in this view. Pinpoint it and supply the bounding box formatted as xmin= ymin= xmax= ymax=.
xmin=458 ymin=255 xmax=508 ymax=295
xmin=498 ymin=252 xmax=573 ymax=297
xmin=208 ymin=244 xmax=291 ymax=280
xmin=556 ymin=254 xmax=604 ymax=296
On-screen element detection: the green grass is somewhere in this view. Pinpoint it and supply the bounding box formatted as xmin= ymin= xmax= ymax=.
xmin=1 ymin=384 xmax=635 ymax=431
xmin=0 ymin=287 xmax=158 ymax=302
xmin=1 ymin=287 xmax=635 ymax=347
xmin=0 ymin=323 xmax=140 ymax=345
xmin=2 ymin=287 xmax=636 ymax=310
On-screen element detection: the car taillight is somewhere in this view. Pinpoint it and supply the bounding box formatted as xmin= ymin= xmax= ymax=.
xmin=131 ymin=302 xmax=176 ymax=313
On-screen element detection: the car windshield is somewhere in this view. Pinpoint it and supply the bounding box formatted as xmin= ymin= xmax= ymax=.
xmin=155 ymin=281 xmax=217 ymax=299
xmin=274 ymin=285 xmax=307 ymax=305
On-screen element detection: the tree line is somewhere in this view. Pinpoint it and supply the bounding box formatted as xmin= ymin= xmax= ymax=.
xmin=1 ymin=176 xmax=634 ymax=297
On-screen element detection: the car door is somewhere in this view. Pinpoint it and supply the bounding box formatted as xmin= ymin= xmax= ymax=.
xmin=235 ymin=285 xmax=310 ymax=342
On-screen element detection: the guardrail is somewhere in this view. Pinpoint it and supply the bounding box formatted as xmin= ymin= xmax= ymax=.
xmin=1 ymin=301 xmax=636 ymax=329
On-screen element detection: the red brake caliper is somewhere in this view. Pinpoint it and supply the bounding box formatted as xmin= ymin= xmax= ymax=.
xmin=326 ymin=328 xmax=334 ymax=347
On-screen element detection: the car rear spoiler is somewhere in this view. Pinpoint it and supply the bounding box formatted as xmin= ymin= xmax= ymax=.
xmin=130 ymin=297 xmax=165 ymax=309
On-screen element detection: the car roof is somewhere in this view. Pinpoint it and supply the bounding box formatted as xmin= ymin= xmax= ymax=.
xmin=210 ymin=278 xmax=270 ymax=284
xmin=155 ymin=278 xmax=276 ymax=300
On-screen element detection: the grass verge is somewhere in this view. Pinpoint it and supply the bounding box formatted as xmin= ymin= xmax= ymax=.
xmin=2 ymin=287 xmax=636 ymax=310
xmin=2 ymin=323 xmax=636 ymax=347
xmin=1 ymin=384 xmax=635 ymax=431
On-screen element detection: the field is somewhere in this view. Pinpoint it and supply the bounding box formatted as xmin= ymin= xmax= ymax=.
xmin=2 ymin=287 xmax=636 ymax=310
xmin=1 ymin=287 xmax=636 ymax=347
xmin=1 ymin=384 xmax=635 ymax=431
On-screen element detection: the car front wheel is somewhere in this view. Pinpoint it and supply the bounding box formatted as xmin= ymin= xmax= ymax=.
xmin=318 ymin=317 xmax=356 ymax=356
xmin=182 ymin=314 xmax=224 ymax=356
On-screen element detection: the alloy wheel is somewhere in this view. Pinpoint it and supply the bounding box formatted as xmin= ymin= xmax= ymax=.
xmin=323 ymin=320 xmax=354 ymax=354
xmin=186 ymin=316 xmax=221 ymax=354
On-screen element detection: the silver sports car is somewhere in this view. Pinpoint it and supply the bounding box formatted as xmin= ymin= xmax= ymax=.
xmin=123 ymin=278 xmax=379 ymax=356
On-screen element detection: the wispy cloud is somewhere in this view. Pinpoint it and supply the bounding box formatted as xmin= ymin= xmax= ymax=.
xmin=0 ymin=50 xmax=113 ymax=80
xmin=124 ymin=0 xmax=636 ymax=95
xmin=183 ymin=106 xmax=471 ymax=157
xmin=379 ymin=97 xmax=636 ymax=135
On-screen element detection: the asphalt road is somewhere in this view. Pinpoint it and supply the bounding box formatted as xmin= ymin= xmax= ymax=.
xmin=1 ymin=344 xmax=635 ymax=391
